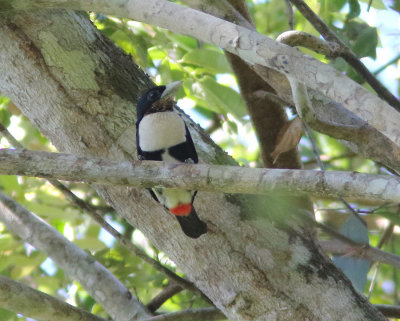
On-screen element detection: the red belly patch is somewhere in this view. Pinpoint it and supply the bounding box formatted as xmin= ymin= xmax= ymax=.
xmin=170 ymin=203 xmax=191 ymax=216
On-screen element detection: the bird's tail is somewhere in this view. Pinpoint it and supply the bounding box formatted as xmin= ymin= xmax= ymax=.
xmin=175 ymin=208 xmax=207 ymax=239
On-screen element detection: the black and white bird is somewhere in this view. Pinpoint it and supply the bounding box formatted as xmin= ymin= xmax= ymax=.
xmin=136 ymin=81 xmax=207 ymax=238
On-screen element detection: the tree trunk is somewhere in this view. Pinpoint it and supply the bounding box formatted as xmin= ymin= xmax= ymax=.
xmin=0 ymin=9 xmax=386 ymax=321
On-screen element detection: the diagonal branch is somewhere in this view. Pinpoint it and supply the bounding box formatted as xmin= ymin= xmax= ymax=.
xmin=146 ymin=283 xmax=184 ymax=312
xmin=318 ymin=235 xmax=400 ymax=269
xmin=2 ymin=0 xmax=400 ymax=149
xmin=0 ymin=191 xmax=150 ymax=321
xmin=0 ymin=275 xmax=108 ymax=321
xmin=0 ymin=149 xmax=399 ymax=204
xmin=289 ymin=0 xmax=400 ymax=111
xmin=0 ymin=123 xmax=204 ymax=300
xmin=182 ymin=0 xmax=302 ymax=169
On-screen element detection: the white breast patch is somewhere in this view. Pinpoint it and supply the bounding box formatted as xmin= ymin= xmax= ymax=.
xmin=138 ymin=112 xmax=186 ymax=151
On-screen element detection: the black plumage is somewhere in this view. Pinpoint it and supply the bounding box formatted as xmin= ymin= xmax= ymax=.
xmin=136 ymin=82 xmax=207 ymax=238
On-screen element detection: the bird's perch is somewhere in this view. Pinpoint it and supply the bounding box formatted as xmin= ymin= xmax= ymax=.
xmin=0 ymin=149 xmax=399 ymax=204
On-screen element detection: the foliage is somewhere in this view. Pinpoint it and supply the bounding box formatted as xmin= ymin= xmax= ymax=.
xmin=0 ymin=0 xmax=400 ymax=320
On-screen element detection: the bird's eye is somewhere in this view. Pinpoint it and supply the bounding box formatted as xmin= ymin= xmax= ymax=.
xmin=147 ymin=91 xmax=160 ymax=101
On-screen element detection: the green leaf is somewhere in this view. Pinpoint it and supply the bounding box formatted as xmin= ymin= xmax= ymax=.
xmin=0 ymin=95 xmax=10 ymax=108
xmin=198 ymin=76 xmax=247 ymax=119
xmin=0 ymin=176 xmax=24 ymax=200
xmin=358 ymin=0 xmax=387 ymax=9
xmin=148 ymin=46 xmax=167 ymax=60
xmin=391 ymin=0 xmax=400 ymax=13
xmin=376 ymin=211 xmax=400 ymax=226
xmin=158 ymin=59 xmax=185 ymax=85
xmin=183 ymin=78 xmax=221 ymax=114
xmin=181 ymin=49 xmax=232 ymax=74
xmin=327 ymin=0 xmax=347 ymax=12
xmin=347 ymin=0 xmax=361 ymax=20
xmin=10 ymin=254 xmax=45 ymax=279
xmin=352 ymin=26 xmax=378 ymax=58
xmin=0 ymin=308 xmax=15 ymax=321
xmin=0 ymin=234 xmax=14 ymax=250
xmin=74 ymin=237 xmax=106 ymax=251
xmin=162 ymin=31 xmax=197 ymax=52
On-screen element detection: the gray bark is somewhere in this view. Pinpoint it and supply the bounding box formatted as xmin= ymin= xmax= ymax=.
xmin=0 ymin=149 xmax=399 ymax=204
xmin=2 ymin=0 xmax=399 ymax=154
xmin=0 ymin=8 xmax=386 ymax=321
xmin=0 ymin=191 xmax=150 ymax=321
xmin=0 ymin=275 xmax=108 ymax=321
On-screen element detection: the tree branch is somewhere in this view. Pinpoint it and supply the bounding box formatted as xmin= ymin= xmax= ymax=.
xmin=2 ymin=0 xmax=400 ymax=149
xmin=318 ymin=238 xmax=400 ymax=270
xmin=0 ymin=275 xmax=108 ymax=321
xmin=183 ymin=0 xmax=302 ymax=168
xmin=374 ymin=305 xmax=400 ymax=319
xmin=146 ymin=283 xmax=184 ymax=312
xmin=289 ymin=0 xmax=400 ymax=110
xmin=181 ymin=0 xmax=254 ymax=30
xmin=54 ymin=179 xmax=207 ymax=300
xmin=0 ymin=191 xmax=150 ymax=321
xmin=0 ymin=8 xmax=389 ymax=320
xmin=277 ymin=31 xmax=342 ymax=58
xmin=0 ymin=149 xmax=399 ymax=204
xmin=0 ymin=123 xmax=203 ymax=301
xmin=144 ymin=307 xmax=225 ymax=321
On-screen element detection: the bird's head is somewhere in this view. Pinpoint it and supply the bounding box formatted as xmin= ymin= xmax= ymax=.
xmin=136 ymin=81 xmax=182 ymax=122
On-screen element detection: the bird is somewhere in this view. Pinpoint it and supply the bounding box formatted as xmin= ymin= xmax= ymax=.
xmin=136 ymin=81 xmax=207 ymax=238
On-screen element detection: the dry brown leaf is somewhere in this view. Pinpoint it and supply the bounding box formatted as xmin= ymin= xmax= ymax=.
xmin=271 ymin=117 xmax=303 ymax=164
xmin=7 ymin=101 xmax=22 ymax=115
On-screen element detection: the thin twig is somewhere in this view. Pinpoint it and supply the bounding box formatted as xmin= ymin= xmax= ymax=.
xmin=373 ymin=53 xmax=400 ymax=76
xmin=368 ymin=206 xmax=398 ymax=297
xmin=147 ymin=282 xmax=184 ymax=312
xmin=367 ymin=0 xmax=373 ymax=11
xmin=289 ymin=0 xmax=400 ymax=111
xmin=284 ymin=0 xmax=294 ymax=30
xmin=285 ymin=62 xmax=366 ymax=225
xmin=305 ymin=123 xmax=364 ymax=224
xmin=302 ymin=152 xmax=357 ymax=168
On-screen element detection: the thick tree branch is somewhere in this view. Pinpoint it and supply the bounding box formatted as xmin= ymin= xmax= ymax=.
xmin=2 ymin=0 xmax=400 ymax=149
xmin=0 ymin=275 xmax=108 ymax=321
xmin=0 ymin=8 xmax=387 ymax=320
xmin=183 ymin=0 xmax=302 ymax=169
xmin=0 ymin=123 xmax=202 ymax=300
xmin=0 ymin=191 xmax=150 ymax=321
xmin=181 ymin=0 xmax=253 ymax=30
xmin=0 ymin=149 xmax=399 ymax=204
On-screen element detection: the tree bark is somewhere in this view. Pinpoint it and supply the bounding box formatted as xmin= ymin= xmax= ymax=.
xmin=0 ymin=8 xmax=386 ymax=321
xmin=2 ymin=0 xmax=399 ymax=149
xmin=0 ymin=191 xmax=150 ymax=321
xmin=0 ymin=149 xmax=399 ymax=204
xmin=0 ymin=275 xmax=108 ymax=321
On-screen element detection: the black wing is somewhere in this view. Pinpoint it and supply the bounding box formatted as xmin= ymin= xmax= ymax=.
xmin=168 ymin=125 xmax=198 ymax=163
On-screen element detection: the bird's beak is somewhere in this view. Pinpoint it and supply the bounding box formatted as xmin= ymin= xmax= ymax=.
xmin=160 ymin=81 xmax=183 ymax=100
